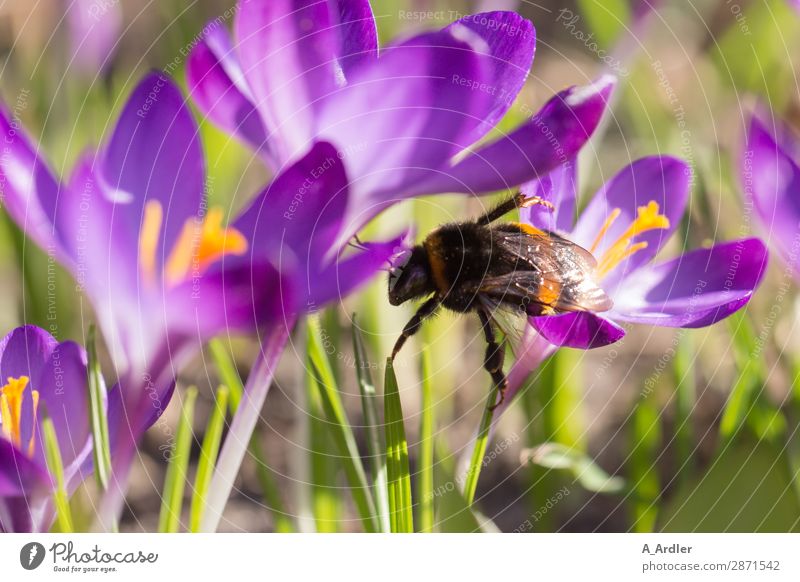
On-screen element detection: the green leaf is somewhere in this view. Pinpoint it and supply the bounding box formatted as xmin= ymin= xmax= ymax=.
xmin=352 ymin=315 xmax=391 ymax=532
xmin=42 ymin=416 xmax=73 ymax=533
xmin=417 ymin=346 xmax=435 ymax=533
xmin=433 ymin=439 xmax=483 ymax=533
xmin=383 ymin=358 xmax=414 ymax=533
xmin=524 ymin=442 xmax=624 ymax=494
xmin=86 ymin=325 xmax=112 ymax=493
xmin=307 ymin=365 xmax=343 ymax=533
xmin=539 ymin=350 xmax=587 ymax=451
xmin=659 ymin=439 xmax=800 ymax=532
xmin=576 ymin=0 xmax=632 ymax=49
xmin=462 ymin=389 xmax=498 ymax=506
xmin=190 ymin=385 xmax=229 ymax=532
xmin=307 ymin=315 xmax=378 ymax=532
xmin=158 ymin=387 xmax=197 ymax=533
xmin=672 ymin=334 xmax=696 ymax=486
xmin=208 ymin=339 xmax=244 ymax=415
xmin=721 ymin=311 xmax=769 ymax=440
xmin=628 ymin=398 xmax=662 ymax=532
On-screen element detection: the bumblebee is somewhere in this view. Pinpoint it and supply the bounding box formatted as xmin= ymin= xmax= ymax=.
xmin=387 ymin=192 xmax=612 ymax=408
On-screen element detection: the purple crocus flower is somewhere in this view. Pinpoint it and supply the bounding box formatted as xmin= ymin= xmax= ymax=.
xmin=488 ymin=155 xmax=769 ymax=410
xmin=0 ymin=326 xmax=93 ymax=532
xmin=64 ymin=0 xmax=123 ymax=75
xmin=745 ymin=112 xmax=800 ymax=280
xmin=519 ymin=156 xmax=767 ymax=351
xmin=187 ymin=0 xmax=615 ymax=241
xmin=0 ymin=72 xmax=401 ymax=523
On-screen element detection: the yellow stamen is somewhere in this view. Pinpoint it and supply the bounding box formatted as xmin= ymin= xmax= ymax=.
xmin=0 ymin=376 xmax=39 ymax=456
xmin=164 ymin=206 xmax=248 ymax=286
xmin=591 ymin=201 xmax=670 ymax=280
xmin=590 ymin=208 xmax=622 ymax=253
xmin=139 ymin=200 xmax=164 ymax=285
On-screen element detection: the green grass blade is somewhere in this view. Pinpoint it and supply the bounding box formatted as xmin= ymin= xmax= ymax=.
xmin=721 ymin=311 xmax=766 ymax=440
xmin=208 ymin=338 xmax=243 ymax=414
xmin=462 ymin=389 xmax=498 ymax=506
xmin=307 ymin=315 xmax=378 ymax=532
xmin=86 ymin=325 xmax=112 ymax=493
xmin=524 ymin=442 xmax=625 ymax=494
xmin=307 ymin=363 xmax=343 ymax=533
xmin=208 ymin=338 xmax=294 ymax=532
xmin=352 ymin=315 xmax=391 ymax=532
xmin=190 ymin=385 xmax=229 ymax=532
xmin=433 ymin=438 xmax=484 ymax=533
xmin=250 ymin=437 xmax=295 ymax=533
xmin=42 ymin=416 xmax=73 ymax=533
xmin=672 ymin=334 xmax=695 ymax=487
xmin=158 ymin=387 xmax=197 ymax=533
xmin=383 ymin=358 xmax=414 ymax=532
xmin=417 ymin=346 xmax=435 ymax=532
xmin=628 ymin=398 xmax=662 ymax=532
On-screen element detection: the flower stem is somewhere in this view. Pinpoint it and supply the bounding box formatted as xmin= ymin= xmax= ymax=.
xmin=199 ymin=324 xmax=291 ymax=532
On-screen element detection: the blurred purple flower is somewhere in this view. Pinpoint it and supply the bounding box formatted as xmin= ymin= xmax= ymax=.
xmin=0 ymin=326 xmax=93 ymax=532
xmin=64 ymin=0 xmax=123 ymax=75
xmin=745 ymin=112 xmax=800 ymax=280
xmin=520 ymin=156 xmax=767 ymax=351
xmin=0 ymin=72 xmax=400 ymax=523
xmin=187 ymin=0 xmax=615 ymax=241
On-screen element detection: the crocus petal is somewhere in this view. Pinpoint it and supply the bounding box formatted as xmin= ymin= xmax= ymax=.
xmin=309 ymin=234 xmax=407 ymax=307
xmin=406 ymin=75 xmax=616 ymax=197
xmin=447 ymin=12 xmax=535 ymax=146
xmin=317 ymin=29 xmax=490 ymax=208
xmin=0 ymin=439 xmax=50 ymax=498
xmin=65 ymin=0 xmax=123 ymax=75
xmin=0 ymin=325 xmax=56 ymax=387
xmin=56 ymin=153 xmax=141 ymax=309
xmin=571 ymin=155 xmax=690 ymax=289
xmin=30 ymin=341 xmax=90 ymax=470
xmin=611 ymin=238 xmax=768 ymax=328
xmin=746 ymin=113 xmax=800 ymax=275
xmin=101 ymin=72 xmax=205 ymax=261
xmin=186 ymin=25 xmax=273 ymax=162
xmin=0 ymin=105 xmax=66 ymax=261
xmin=165 ymin=259 xmax=285 ymax=337
xmin=333 ymin=0 xmax=379 ymax=74
xmin=235 ymin=141 xmax=349 ymax=270
xmin=235 ymin=0 xmax=340 ymax=158
xmin=531 ymin=311 xmax=626 ymax=349
xmin=519 ymin=158 xmax=578 ymax=232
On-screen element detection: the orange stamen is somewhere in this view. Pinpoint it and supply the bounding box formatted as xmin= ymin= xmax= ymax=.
xmin=139 ymin=201 xmax=249 ymax=288
xmin=0 ymin=376 xmax=39 ymax=456
xmin=591 ymin=201 xmax=670 ymax=280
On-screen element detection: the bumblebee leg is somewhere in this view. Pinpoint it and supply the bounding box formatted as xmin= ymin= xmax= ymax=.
xmin=476 ymin=192 xmax=554 ymax=226
xmin=477 ymin=310 xmax=507 ymax=410
xmin=391 ymin=297 xmax=440 ymax=360
xmin=520 ymin=195 xmax=555 ymax=211
xmin=348 ymin=233 xmax=368 ymax=251
xmin=476 ymin=192 xmax=526 ymax=225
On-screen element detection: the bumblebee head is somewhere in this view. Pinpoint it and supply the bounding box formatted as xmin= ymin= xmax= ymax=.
xmin=388 ymin=245 xmax=433 ymax=306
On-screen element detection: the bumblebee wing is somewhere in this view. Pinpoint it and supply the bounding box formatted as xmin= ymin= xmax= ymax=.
xmin=489 ymin=224 xmax=613 ymax=313
xmin=476 ymin=295 xmax=528 ymax=353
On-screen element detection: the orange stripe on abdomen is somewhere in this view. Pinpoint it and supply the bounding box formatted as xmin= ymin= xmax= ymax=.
xmin=423 ymin=232 xmax=450 ymax=295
